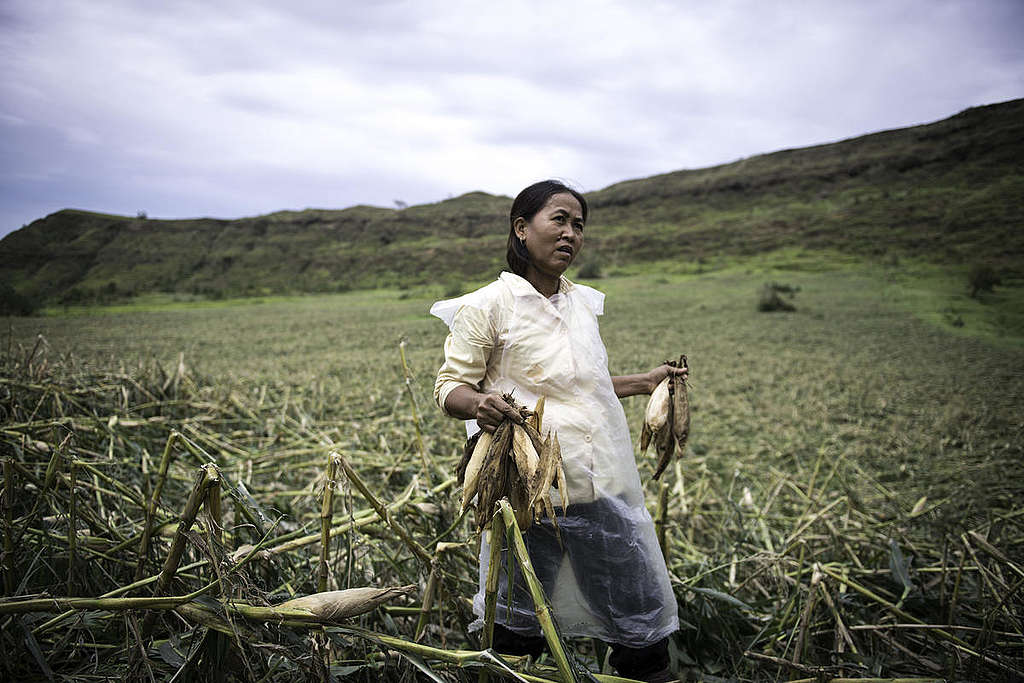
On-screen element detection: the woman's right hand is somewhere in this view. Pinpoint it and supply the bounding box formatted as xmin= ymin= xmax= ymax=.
xmin=473 ymin=392 xmax=524 ymax=432
xmin=444 ymin=385 xmax=523 ymax=432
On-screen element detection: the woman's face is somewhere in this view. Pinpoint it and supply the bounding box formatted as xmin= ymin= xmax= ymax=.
xmin=514 ymin=193 xmax=585 ymax=279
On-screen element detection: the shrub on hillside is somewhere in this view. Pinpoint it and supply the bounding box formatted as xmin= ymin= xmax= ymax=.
xmin=968 ymin=264 xmax=1001 ymax=298
xmin=757 ymin=282 xmax=797 ymax=312
xmin=0 ymin=281 xmax=40 ymax=316
xmin=576 ymin=259 xmax=604 ymax=279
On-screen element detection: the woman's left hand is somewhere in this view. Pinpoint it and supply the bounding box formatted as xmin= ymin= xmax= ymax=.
xmin=647 ymin=362 xmax=688 ymax=392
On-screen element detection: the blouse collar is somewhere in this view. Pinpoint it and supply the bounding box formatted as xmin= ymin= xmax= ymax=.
xmin=499 ymin=271 xmax=574 ymax=298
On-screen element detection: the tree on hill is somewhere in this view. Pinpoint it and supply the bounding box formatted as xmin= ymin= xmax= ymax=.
xmin=0 ymin=281 xmax=39 ymax=316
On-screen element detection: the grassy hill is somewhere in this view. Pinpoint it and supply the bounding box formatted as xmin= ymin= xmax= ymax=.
xmin=2 ymin=98 xmax=1021 ymax=305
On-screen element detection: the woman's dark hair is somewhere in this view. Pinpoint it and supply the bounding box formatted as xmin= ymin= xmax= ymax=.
xmin=506 ymin=180 xmax=588 ymax=277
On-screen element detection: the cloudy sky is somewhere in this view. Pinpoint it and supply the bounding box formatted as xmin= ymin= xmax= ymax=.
xmin=1 ymin=0 xmax=1022 ymax=238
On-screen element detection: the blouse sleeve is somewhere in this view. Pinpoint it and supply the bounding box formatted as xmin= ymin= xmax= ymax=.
xmin=433 ymin=303 xmax=496 ymax=415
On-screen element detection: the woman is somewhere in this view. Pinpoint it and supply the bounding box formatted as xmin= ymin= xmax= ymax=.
xmin=431 ymin=180 xmax=684 ymax=680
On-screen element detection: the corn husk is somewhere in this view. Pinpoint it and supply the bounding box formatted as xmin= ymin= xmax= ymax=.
xmin=530 ymin=433 xmax=556 ymax=514
xmin=460 ymin=429 xmax=493 ymax=512
xmin=641 ymin=376 xmax=672 ymax=455
xmin=652 ymin=397 xmax=676 ymax=481
xmin=471 ymin=420 xmax=513 ymax=528
xmin=277 ymin=585 xmax=417 ymax=621
xmin=230 ymin=543 xmax=273 ymax=562
xmin=455 ymin=429 xmax=480 ymax=485
xmin=459 ymin=394 xmax=566 ymax=532
xmin=647 ymin=354 xmax=691 ymax=481
xmin=672 ymin=355 xmax=690 ymax=454
xmin=527 ymin=395 xmax=545 ymax=432
xmin=511 ymin=424 xmax=540 ymax=488
xmin=552 ymin=433 xmax=569 ymax=511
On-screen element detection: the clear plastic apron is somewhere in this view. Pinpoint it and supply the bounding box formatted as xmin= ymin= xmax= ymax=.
xmin=434 ymin=274 xmax=679 ymax=647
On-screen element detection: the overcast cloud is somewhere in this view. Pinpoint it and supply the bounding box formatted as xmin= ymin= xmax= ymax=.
xmin=1 ymin=0 xmax=1022 ymax=237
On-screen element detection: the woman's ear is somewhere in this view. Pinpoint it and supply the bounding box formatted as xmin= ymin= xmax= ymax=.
xmin=513 ymin=217 xmax=527 ymax=241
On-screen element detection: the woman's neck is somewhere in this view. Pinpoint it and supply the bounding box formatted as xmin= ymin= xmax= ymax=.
xmin=523 ymin=267 xmax=561 ymax=298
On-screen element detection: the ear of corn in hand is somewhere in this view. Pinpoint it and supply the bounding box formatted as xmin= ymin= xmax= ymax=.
xmin=641 ymin=376 xmax=671 ymax=456
xmin=458 ymin=394 xmax=567 ymax=532
xmin=642 ymin=354 xmax=690 ymax=481
xmin=511 ymin=424 xmax=540 ymax=488
xmin=460 ymin=428 xmax=493 ymax=513
xmin=672 ymin=355 xmax=690 ymax=454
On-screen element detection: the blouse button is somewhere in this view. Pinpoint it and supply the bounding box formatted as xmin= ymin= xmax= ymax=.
xmin=584 ymin=434 xmax=592 ymax=443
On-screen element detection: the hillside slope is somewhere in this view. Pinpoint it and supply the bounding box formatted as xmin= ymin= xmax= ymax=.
xmin=2 ymin=98 xmax=1021 ymax=303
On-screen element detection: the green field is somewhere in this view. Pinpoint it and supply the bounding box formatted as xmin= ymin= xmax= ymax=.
xmin=2 ymin=258 xmax=1022 ymax=681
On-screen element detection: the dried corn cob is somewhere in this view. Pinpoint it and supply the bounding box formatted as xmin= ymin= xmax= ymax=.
xmin=641 ymin=376 xmax=672 ymax=455
xmin=459 ymin=394 xmax=567 ymax=532
xmin=672 ymin=354 xmax=690 ymax=455
xmin=277 ymin=585 xmax=416 ymax=621
xmin=644 ymin=355 xmax=691 ymax=481
xmin=461 ymin=429 xmax=493 ymax=512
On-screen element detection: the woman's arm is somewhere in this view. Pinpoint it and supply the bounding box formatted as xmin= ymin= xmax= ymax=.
xmin=612 ymin=363 xmax=688 ymax=398
xmin=435 ymin=302 xmax=523 ymax=433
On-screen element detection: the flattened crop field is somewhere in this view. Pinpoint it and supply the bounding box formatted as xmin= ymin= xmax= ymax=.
xmin=2 ymin=262 xmax=1022 ymax=681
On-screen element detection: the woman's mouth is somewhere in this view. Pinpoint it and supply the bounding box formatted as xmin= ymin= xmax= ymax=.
xmin=555 ymin=245 xmax=574 ymax=258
